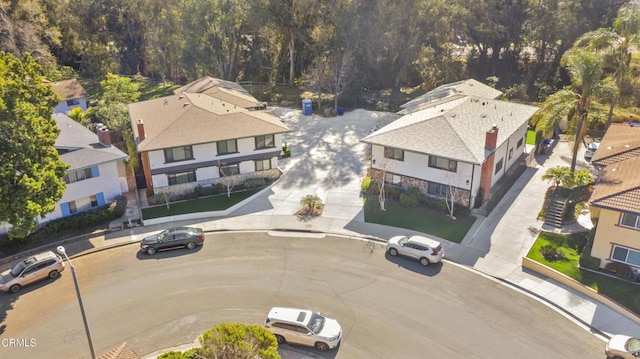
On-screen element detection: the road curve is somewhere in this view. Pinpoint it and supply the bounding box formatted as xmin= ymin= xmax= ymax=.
xmin=0 ymin=232 xmax=604 ymax=359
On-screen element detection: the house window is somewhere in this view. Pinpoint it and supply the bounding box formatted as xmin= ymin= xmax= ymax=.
xmin=428 ymin=156 xmax=457 ymax=172
xmin=164 ymin=146 xmax=194 ymax=163
xmin=620 ymin=213 xmax=640 ymax=229
xmin=167 ymin=171 xmax=196 ymax=185
xmin=495 ymin=158 xmax=504 ymax=175
xmin=384 ymin=173 xmax=402 ymax=184
xmin=508 ymin=148 xmax=514 ymax=160
xmin=427 ymin=182 xmax=447 ymax=197
xmin=219 ymin=164 xmax=240 ymax=176
xmin=611 ymin=245 xmax=640 ymax=266
xmin=383 ymin=147 xmax=404 ymax=161
xmin=64 ymin=167 xmax=96 ymax=184
xmin=517 ymin=138 xmax=523 ymax=148
xmin=66 ymin=99 xmax=80 ymax=106
xmin=255 ymin=159 xmax=271 ymax=171
xmin=255 ymin=135 xmax=275 ymax=149
xmin=217 ymin=139 xmax=238 ymax=155
xmin=90 ymin=195 xmax=98 ymax=207
xmin=68 ymin=201 xmax=77 ymax=214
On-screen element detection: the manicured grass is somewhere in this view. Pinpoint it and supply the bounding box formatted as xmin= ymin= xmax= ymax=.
xmin=78 ymin=77 xmax=179 ymax=101
xmin=527 ymin=232 xmax=640 ymax=315
xmin=142 ymin=188 xmax=262 ymax=219
xmin=526 ymin=129 xmax=536 ymax=145
xmin=363 ymin=197 xmax=474 ymax=243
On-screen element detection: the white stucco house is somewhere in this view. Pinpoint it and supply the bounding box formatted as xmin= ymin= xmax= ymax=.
xmin=128 ymin=77 xmax=290 ymax=194
xmin=50 ymin=78 xmax=89 ymax=114
xmin=361 ymin=79 xmax=538 ymax=209
xmin=0 ymin=114 xmax=129 ymax=234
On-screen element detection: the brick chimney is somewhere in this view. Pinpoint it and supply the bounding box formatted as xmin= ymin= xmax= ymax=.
xmin=136 ymin=119 xmax=145 ymax=141
xmin=484 ymin=124 xmax=498 ymax=150
xmin=96 ymin=123 xmax=112 ymax=147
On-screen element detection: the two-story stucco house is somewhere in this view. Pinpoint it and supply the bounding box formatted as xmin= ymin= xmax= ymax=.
xmin=128 ymin=78 xmax=290 ymax=195
xmin=588 ymin=123 xmax=640 ymax=270
xmin=50 ymin=78 xmax=89 ymax=114
xmin=46 ymin=114 xmax=129 ymax=222
xmin=361 ymin=79 xmax=538 ymax=209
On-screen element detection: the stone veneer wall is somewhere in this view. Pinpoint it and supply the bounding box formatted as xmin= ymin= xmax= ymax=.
xmin=368 ymin=169 xmax=470 ymax=208
xmin=155 ymin=168 xmax=282 ymax=196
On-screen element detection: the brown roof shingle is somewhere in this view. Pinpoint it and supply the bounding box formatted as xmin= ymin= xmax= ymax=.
xmin=591 ymin=123 xmax=640 ymax=166
xmin=51 ymin=79 xmax=88 ymax=101
xmin=173 ymin=76 xmax=261 ymax=108
xmin=129 ymin=92 xmax=289 ymax=152
xmin=590 ymin=156 xmax=640 ymax=213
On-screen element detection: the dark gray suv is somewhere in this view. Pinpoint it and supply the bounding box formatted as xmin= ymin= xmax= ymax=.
xmin=140 ymin=227 xmax=205 ymax=255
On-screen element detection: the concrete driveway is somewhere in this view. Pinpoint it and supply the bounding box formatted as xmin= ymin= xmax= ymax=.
xmin=234 ymin=107 xmax=398 ymax=220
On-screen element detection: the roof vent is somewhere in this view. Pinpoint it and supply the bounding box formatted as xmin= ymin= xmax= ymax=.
xmin=163 ymin=99 xmax=168 ymax=105
xmin=481 ymin=114 xmax=487 ymax=118
xmin=183 ymin=103 xmax=189 ymax=107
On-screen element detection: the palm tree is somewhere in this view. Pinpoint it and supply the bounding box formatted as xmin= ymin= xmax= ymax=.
xmin=300 ymin=194 xmax=322 ymax=216
xmin=542 ymin=166 xmax=570 ymax=188
xmin=574 ymin=4 xmax=640 ymax=128
xmin=533 ymin=47 xmax=604 ymax=173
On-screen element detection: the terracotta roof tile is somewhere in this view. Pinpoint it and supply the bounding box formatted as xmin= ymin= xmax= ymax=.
xmin=590 ymin=156 xmax=640 ymax=213
xmin=99 ymin=342 xmax=140 ymax=359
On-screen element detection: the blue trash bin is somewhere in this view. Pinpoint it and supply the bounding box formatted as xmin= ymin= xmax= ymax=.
xmin=302 ymin=99 xmax=313 ymax=115
xmin=337 ymin=106 xmax=344 ymax=116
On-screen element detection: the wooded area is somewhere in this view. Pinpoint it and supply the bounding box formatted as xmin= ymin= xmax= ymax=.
xmin=0 ymin=0 xmax=632 ymax=101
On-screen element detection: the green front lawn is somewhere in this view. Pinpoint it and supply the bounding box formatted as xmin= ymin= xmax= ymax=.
xmin=527 ymin=232 xmax=640 ymax=315
xmin=363 ymin=197 xmax=474 ymax=243
xmin=142 ymin=188 xmax=262 ymax=219
xmin=526 ymin=129 xmax=536 ymax=145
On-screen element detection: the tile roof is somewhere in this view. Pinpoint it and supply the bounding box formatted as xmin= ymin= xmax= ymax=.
xmin=173 ymin=76 xmax=261 ymax=108
xmin=50 ymin=79 xmax=88 ymax=101
xmin=129 ymin=92 xmax=290 ymax=152
xmin=361 ymin=96 xmax=538 ymax=164
xmin=589 ymin=156 xmax=640 ymax=214
xmin=99 ymin=342 xmax=140 ymax=359
xmin=399 ymin=79 xmax=503 ymax=111
xmin=591 ymin=123 xmax=640 ymax=166
xmin=54 ymin=114 xmax=128 ymax=170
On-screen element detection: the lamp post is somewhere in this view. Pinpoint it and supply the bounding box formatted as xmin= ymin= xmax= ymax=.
xmin=56 ymin=246 xmax=97 ymax=359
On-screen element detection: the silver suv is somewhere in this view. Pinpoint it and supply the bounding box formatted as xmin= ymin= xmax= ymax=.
xmin=264 ymin=307 xmax=342 ymax=351
xmin=0 ymin=251 xmax=65 ymax=293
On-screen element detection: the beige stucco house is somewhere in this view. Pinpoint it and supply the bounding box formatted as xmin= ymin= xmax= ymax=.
xmin=588 ymin=123 xmax=640 ymax=269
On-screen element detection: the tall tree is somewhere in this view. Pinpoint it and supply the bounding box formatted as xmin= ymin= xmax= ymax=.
xmin=0 ymin=52 xmax=69 ymax=238
xmin=574 ymin=3 xmax=640 ymax=128
xmin=532 ymin=48 xmax=605 ymax=173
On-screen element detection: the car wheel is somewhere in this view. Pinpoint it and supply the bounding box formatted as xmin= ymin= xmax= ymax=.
xmin=274 ymin=335 xmax=286 ymax=345
xmin=9 ymin=284 xmax=21 ymax=293
xmin=388 ymin=248 xmax=398 ymax=256
xmin=146 ymin=247 xmax=157 ymax=255
xmin=315 ymin=342 xmax=330 ymax=351
xmin=186 ymin=242 xmax=196 ymax=250
xmin=48 ymin=270 xmax=60 ymax=279
xmin=420 ymin=257 xmax=430 ymax=266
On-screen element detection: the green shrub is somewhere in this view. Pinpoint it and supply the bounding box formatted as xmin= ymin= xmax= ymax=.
xmin=196 ymin=322 xmax=279 ymax=359
xmin=605 ymin=261 xmax=632 ymax=279
xmin=157 ymin=351 xmax=188 ymax=359
xmin=399 ymin=187 xmax=422 ymax=207
xmin=195 ymin=184 xmax=216 ymax=197
xmin=385 ymin=186 xmax=402 ymax=201
xmin=282 ymin=146 xmax=291 ymax=158
xmin=243 ymin=177 xmax=266 ymax=189
xmin=579 ymin=245 xmax=601 ymax=270
xmin=361 ymin=176 xmax=378 ymax=195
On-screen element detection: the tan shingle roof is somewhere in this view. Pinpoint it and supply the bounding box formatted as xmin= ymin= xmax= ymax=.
xmin=50 ymin=79 xmax=88 ymax=101
xmin=590 ymin=156 xmax=640 ymax=213
xmin=400 ymin=79 xmax=503 ymax=111
xmin=174 ymin=76 xmax=261 ymax=108
xmin=99 ymin=342 xmax=140 ymax=359
xmin=362 ymin=96 xmax=537 ymax=164
xmin=129 ymin=93 xmax=290 ymax=152
xmin=591 ymin=123 xmax=640 ymax=166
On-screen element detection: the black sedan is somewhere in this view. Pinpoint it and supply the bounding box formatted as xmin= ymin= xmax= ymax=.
xmin=140 ymin=227 xmax=205 ymax=255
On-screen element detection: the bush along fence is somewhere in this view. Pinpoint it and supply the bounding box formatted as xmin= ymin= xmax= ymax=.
xmin=0 ymin=195 xmax=127 ymax=256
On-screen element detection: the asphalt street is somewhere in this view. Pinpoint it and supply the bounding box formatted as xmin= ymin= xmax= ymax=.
xmin=0 ymin=233 xmax=605 ymax=359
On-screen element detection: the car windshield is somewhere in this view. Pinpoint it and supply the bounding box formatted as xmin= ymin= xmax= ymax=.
xmin=397 ymin=237 xmax=409 ymax=245
xmin=307 ymin=313 xmax=325 ymax=334
xmin=626 ymin=337 xmax=640 ymax=352
xmin=9 ymin=257 xmax=35 ymax=277
xmin=157 ymin=230 xmax=169 ymax=241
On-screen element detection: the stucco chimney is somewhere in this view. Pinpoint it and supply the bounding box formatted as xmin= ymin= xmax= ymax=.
xmin=485 ymin=124 xmax=498 ymax=150
xmin=136 ymin=119 xmax=145 ymax=140
xmin=96 ymin=123 xmax=112 ymax=147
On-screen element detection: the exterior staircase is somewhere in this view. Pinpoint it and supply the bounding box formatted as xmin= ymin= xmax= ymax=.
xmin=544 ymin=196 xmax=567 ymax=228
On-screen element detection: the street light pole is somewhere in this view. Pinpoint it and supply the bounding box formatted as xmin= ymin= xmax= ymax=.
xmin=57 ymin=246 xmax=97 ymax=359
